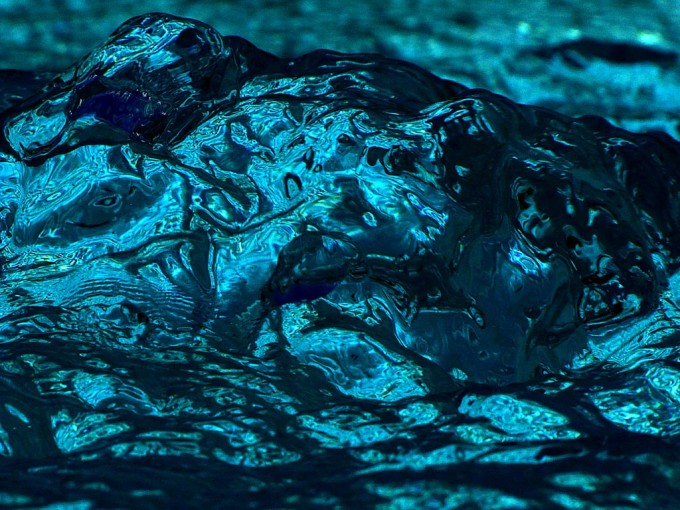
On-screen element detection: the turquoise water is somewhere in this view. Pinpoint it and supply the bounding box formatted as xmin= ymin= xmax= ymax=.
xmin=1 ymin=12 xmax=680 ymax=508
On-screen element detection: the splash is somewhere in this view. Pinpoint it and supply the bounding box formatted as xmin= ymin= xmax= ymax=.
xmin=2 ymin=13 xmax=680 ymax=508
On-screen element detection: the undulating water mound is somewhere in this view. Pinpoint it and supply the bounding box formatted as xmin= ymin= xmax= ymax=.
xmin=2 ymin=13 xmax=680 ymax=508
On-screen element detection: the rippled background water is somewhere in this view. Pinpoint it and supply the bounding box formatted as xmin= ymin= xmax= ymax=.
xmin=2 ymin=2 xmax=680 ymax=509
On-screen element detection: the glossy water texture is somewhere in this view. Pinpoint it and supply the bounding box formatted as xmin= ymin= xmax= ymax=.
xmin=2 ymin=13 xmax=680 ymax=508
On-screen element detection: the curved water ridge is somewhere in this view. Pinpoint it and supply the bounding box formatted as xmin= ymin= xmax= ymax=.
xmin=2 ymin=13 xmax=680 ymax=508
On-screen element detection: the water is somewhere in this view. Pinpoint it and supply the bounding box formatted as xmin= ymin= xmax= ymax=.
xmin=1 ymin=12 xmax=680 ymax=508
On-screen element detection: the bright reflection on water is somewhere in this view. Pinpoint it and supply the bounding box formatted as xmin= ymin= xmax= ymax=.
xmin=1 ymin=12 xmax=680 ymax=508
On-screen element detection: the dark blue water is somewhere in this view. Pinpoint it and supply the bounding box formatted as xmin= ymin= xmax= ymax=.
xmin=1 ymin=13 xmax=680 ymax=508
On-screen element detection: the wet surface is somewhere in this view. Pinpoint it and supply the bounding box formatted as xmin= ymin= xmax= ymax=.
xmin=2 ymin=11 xmax=680 ymax=509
